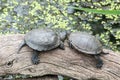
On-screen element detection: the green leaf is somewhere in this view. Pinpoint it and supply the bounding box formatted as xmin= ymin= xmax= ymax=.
xmin=71 ymin=7 xmax=120 ymax=15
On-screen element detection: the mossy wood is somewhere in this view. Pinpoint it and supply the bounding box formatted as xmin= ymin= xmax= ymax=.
xmin=0 ymin=34 xmax=120 ymax=80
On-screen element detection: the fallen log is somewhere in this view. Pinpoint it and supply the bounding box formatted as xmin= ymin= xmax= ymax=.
xmin=0 ymin=34 xmax=120 ymax=80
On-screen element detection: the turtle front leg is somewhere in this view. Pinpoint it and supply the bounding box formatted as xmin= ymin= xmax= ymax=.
xmin=59 ymin=41 xmax=65 ymax=50
xmin=94 ymin=54 xmax=103 ymax=69
xmin=68 ymin=40 xmax=73 ymax=49
xmin=31 ymin=50 xmax=40 ymax=65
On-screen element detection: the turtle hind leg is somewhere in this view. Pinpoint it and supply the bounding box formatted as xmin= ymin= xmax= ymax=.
xmin=94 ymin=54 xmax=103 ymax=69
xmin=59 ymin=41 xmax=65 ymax=50
xmin=31 ymin=50 xmax=40 ymax=65
xmin=101 ymin=51 xmax=109 ymax=55
xmin=17 ymin=40 xmax=26 ymax=54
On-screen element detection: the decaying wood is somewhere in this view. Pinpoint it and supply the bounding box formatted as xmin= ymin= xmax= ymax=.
xmin=0 ymin=34 xmax=120 ymax=80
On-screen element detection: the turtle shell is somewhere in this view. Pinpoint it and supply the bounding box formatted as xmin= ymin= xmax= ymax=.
xmin=24 ymin=29 xmax=60 ymax=51
xmin=69 ymin=32 xmax=102 ymax=54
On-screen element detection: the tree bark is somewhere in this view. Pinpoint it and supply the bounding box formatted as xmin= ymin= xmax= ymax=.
xmin=0 ymin=34 xmax=120 ymax=80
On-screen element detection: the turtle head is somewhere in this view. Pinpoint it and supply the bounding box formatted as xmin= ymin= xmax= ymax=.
xmin=53 ymin=28 xmax=73 ymax=41
xmin=58 ymin=29 xmax=73 ymax=41
xmin=53 ymin=28 xmax=67 ymax=41
xmin=59 ymin=30 xmax=67 ymax=41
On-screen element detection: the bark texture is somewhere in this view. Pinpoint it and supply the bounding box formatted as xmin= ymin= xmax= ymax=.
xmin=0 ymin=34 xmax=120 ymax=80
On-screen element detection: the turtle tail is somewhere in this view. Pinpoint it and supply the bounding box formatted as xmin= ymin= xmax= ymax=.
xmin=17 ymin=40 xmax=26 ymax=54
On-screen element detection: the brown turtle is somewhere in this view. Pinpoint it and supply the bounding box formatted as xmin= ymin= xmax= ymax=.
xmin=17 ymin=29 xmax=66 ymax=64
xmin=68 ymin=32 xmax=108 ymax=68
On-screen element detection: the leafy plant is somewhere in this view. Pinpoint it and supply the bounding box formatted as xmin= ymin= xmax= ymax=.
xmin=70 ymin=6 xmax=120 ymax=15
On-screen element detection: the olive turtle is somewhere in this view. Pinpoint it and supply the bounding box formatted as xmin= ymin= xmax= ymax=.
xmin=17 ymin=29 xmax=66 ymax=64
xmin=68 ymin=32 xmax=108 ymax=68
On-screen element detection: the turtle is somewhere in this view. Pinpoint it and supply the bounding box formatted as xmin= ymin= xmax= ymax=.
xmin=17 ymin=29 xmax=67 ymax=64
xmin=68 ymin=32 xmax=108 ymax=68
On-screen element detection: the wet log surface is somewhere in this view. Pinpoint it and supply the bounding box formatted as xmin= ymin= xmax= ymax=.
xmin=0 ymin=34 xmax=120 ymax=80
